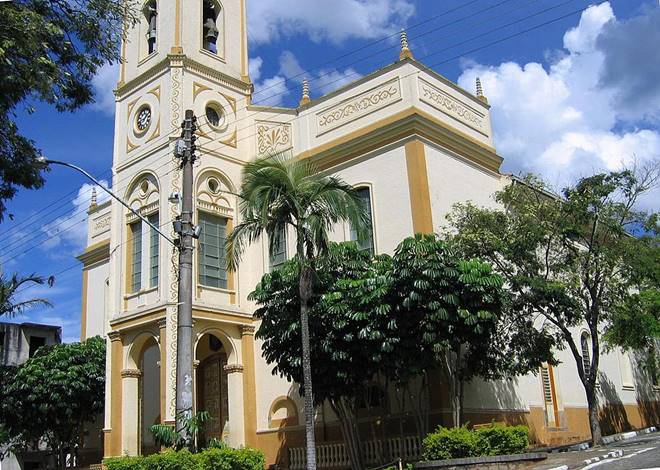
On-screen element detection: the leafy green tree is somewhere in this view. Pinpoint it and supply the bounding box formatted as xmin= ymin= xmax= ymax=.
xmin=447 ymin=167 xmax=659 ymax=445
xmin=0 ymin=273 xmax=52 ymax=317
xmin=387 ymin=234 xmax=550 ymax=429
xmin=0 ymin=336 xmax=106 ymax=470
xmin=0 ymin=0 xmax=137 ymax=219
xmin=226 ymin=154 xmax=369 ymax=470
xmin=605 ymin=223 xmax=660 ymax=378
xmin=252 ymin=243 xmax=383 ymax=470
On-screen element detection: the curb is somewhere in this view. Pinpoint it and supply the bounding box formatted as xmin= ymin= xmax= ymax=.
xmin=583 ymin=449 xmax=624 ymax=465
xmin=602 ymin=426 xmax=657 ymax=444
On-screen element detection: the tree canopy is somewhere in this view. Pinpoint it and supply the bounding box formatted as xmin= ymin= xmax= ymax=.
xmin=0 ymin=0 xmax=137 ymax=219
xmin=447 ymin=167 xmax=659 ymax=445
xmin=0 ymin=336 xmax=106 ymax=469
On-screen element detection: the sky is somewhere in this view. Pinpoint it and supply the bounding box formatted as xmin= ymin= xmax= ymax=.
xmin=1 ymin=0 xmax=659 ymax=343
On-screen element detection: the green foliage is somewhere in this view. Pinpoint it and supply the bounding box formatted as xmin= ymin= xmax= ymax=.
xmin=0 ymin=0 xmax=138 ymax=219
xmin=150 ymin=411 xmax=212 ymax=453
xmin=447 ymin=167 xmax=659 ymax=443
xmin=421 ymin=425 xmax=529 ymax=461
xmin=0 ymin=273 xmax=52 ymax=317
xmin=421 ymin=426 xmax=477 ymax=460
xmin=474 ymin=425 xmax=529 ymax=456
xmin=104 ymin=447 xmax=265 ymax=470
xmin=0 ymin=336 xmax=106 ymax=468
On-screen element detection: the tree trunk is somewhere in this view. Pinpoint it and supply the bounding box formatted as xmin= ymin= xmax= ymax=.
xmin=446 ymin=347 xmax=462 ymax=428
xmin=298 ymin=240 xmax=317 ymax=469
xmin=586 ymin=385 xmax=603 ymax=446
xmin=330 ymin=397 xmax=364 ymax=470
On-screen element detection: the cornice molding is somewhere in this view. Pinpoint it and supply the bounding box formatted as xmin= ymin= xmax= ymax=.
xmin=77 ymin=240 xmax=111 ymax=267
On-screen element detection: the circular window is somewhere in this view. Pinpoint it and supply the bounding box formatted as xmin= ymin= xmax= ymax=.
xmin=205 ymin=103 xmax=223 ymax=129
xmin=135 ymin=105 xmax=152 ymax=134
xmin=207 ymin=177 xmax=220 ymax=194
xmin=139 ymin=180 xmax=150 ymax=197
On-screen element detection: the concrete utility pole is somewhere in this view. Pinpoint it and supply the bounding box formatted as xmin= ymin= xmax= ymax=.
xmin=174 ymin=110 xmax=198 ymax=440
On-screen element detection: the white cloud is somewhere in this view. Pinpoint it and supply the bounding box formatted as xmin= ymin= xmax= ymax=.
xmin=250 ymin=51 xmax=363 ymax=106
xmin=90 ymin=62 xmax=119 ymax=115
xmin=41 ymin=182 xmax=111 ymax=255
xmin=457 ymin=2 xmax=660 ymax=203
xmin=248 ymin=0 xmax=414 ymax=44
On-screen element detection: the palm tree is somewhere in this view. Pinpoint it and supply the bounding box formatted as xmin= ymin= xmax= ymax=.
xmin=0 ymin=273 xmax=52 ymax=317
xmin=226 ymin=153 xmax=369 ymax=470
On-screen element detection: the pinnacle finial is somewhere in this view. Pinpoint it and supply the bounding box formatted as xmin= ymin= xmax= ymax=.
xmin=476 ymin=77 xmax=488 ymax=104
xmin=299 ymin=78 xmax=311 ymax=107
xmin=89 ymin=187 xmax=98 ymax=210
xmin=399 ymin=29 xmax=413 ymax=60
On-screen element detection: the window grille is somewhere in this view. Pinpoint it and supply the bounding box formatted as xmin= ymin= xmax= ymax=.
xmin=198 ymin=212 xmax=228 ymax=289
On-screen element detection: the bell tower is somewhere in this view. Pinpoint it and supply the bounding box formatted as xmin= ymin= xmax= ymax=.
xmin=118 ymin=0 xmax=250 ymax=86
xmin=103 ymin=1 xmax=254 ymax=456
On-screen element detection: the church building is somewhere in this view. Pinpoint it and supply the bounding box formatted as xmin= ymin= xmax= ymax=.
xmin=77 ymin=1 xmax=659 ymax=467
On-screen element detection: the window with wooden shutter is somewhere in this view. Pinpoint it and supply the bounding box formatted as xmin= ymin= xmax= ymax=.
xmin=198 ymin=212 xmax=228 ymax=289
xmin=350 ymin=187 xmax=374 ymax=254
xmin=130 ymin=221 xmax=143 ymax=293
xmin=581 ymin=332 xmax=591 ymax=377
xmin=149 ymin=213 xmax=159 ymax=288
xmin=269 ymin=227 xmax=287 ymax=270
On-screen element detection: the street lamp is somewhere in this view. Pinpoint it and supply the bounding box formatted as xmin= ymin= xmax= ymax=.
xmin=37 ymin=158 xmax=176 ymax=246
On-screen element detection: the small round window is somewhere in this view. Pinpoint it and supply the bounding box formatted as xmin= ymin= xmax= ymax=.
xmin=139 ymin=180 xmax=150 ymax=196
xmin=207 ymin=177 xmax=220 ymax=194
xmin=205 ymin=103 xmax=223 ymax=129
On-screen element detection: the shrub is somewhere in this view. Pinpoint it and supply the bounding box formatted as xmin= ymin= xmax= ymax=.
xmin=475 ymin=424 xmax=529 ymax=456
xmin=197 ymin=447 xmax=265 ymax=470
xmin=104 ymin=447 xmax=264 ymax=470
xmin=421 ymin=426 xmax=477 ymax=460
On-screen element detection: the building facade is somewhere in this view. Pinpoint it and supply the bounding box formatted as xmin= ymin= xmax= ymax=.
xmin=77 ymin=1 xmax=659 ymax=467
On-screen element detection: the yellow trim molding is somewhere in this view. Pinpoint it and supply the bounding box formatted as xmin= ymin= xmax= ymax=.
xmin=80 ymin=270 xmax=89 ymax=341
xmin=405 ymin=140 xmax=434 ymax=234
xmin=240 ymin=325 xmax=258 ymax=447
xmin=298 ymin=107 xmax=502 ymax=174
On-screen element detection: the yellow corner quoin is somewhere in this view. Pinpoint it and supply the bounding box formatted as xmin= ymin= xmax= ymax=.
xmin=405 ymin=139 xmax=434 ymax=234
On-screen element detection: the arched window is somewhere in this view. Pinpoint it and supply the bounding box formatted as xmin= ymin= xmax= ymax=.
xmin=126 ymin=175 xmax=160 ymax=294
xmin=350 ymin=187 xmax=374 ymax=254
xmin=143 ymin=0 xmax=158 ymax=55
xmin=203 ymin=0 xmax=221 ymax=54
xmin=581 ymin=332 xmax=591 ymax=377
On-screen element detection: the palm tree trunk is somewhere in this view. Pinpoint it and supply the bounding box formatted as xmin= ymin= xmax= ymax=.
xmin=298 ymin=242 xmax=317 ymax=469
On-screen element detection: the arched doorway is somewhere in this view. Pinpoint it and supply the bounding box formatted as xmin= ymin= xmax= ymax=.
xmin=196 ymin=333 xmax=229 ymax=446
xmin=140 ymin=339 xmax=161 ymax=455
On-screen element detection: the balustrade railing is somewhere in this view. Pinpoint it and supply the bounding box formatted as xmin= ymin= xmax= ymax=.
xmin=289 ymin=435 xmax=421 ymax=469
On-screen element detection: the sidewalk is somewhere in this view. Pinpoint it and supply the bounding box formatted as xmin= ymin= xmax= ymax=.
xmin=531 ymin=426 xmax=658 ymax=470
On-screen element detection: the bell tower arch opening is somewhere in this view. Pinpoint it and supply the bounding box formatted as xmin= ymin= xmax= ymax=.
xmin=202 ymin=0 xmax=223 ymax=55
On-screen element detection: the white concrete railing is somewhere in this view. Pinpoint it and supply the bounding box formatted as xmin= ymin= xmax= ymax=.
xmin=289 ymin=436 xmax=421 ymax=469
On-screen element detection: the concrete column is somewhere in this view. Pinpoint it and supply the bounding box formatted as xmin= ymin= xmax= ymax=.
xmin=107 ymin=331 xmax=124 ymax=457
xmin=121 ymin=368 xmax=142 ymax=456
xmin=224 ymin=364 xmax=245 ymax=448
xmin=240 ymin=325 xmax=258 ymax=447
xmin=157 ymin=319 xmax=167 ymax=423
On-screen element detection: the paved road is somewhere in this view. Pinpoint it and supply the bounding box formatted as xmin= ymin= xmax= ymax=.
xmin=534 ymin=433 xmax=660 ymax=470
xmin=579 ymin=434 xmax=660 ymax=469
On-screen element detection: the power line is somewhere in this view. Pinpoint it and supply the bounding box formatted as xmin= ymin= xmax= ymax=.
xmin=4 ymin=0 xmax=595 ymax=262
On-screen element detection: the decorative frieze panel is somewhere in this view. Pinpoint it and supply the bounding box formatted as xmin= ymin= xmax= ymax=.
xmin=91 ymin=214 xmax=112 ymax=239
xmin=316 ymin=78 xmax=402 ymax=135
xmin=418 ymin=78 xmax=487 ymax=135
xmin=256 ymin=121 xmax=292 ymax=156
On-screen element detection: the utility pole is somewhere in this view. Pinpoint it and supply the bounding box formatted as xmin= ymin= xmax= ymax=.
xmin=174 ymin=110 xmax=198 ymax=440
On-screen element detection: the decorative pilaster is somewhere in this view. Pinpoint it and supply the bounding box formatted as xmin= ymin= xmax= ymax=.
xmin=399 ymin=29 xmax=414 ymax=60
xmin=107 ymin=331 xmax=123 ymax=457
xmin=240 ymin=324 xmax=257 ymax=447
xmin=157 ymin=319 xmax=167 ymax=423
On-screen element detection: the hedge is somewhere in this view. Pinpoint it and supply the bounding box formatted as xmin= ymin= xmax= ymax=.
xmin=104 ymin=447 xmax=265 ymax=470
xmin=421 ymin=424 xmax=529 ymax=461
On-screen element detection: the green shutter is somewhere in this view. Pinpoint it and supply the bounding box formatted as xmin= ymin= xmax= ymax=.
xmin=350 ymin=188 xmax=374 ymax=254
xmin=198 ymin=212 xmax=228 ymax=289
xmin=131 ymin=221 xmax=142 ymax=292
xmin=149 ymin=213 xmax=159 ymax=288
xmin=269 ymin=227 xmax=287 ymax=270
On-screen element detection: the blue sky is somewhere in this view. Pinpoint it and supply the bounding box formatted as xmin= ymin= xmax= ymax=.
xmin=2 ymin=0 xmax=659 ymax=342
